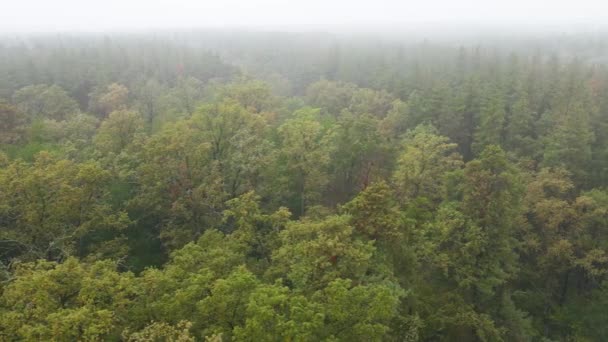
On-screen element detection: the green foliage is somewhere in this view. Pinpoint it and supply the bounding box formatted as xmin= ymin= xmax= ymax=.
xmin=2 ymin=32 xmax=608 ymax=341
xmin=393 ymin=125 xmax=463 ymax=205
xmin=542 ymin=101 xmax=595 ymax=185
xmin=270 ymin=215 xmax=377 ymax=291
xmin=0 ymin=152 xmax=130 ymax=262
xmin=0 ymin=258 xmax=137 ymax=341
xmin=0 ymin=101 xmax=26 ymax=144
xmin=88 ymin=83 xmax=130 ymax=117
xmin=275 ymin=108 xmax=333 ymax=216
xmin=123 ymin=321 xmax=195 ymax=342
xmin=460 ymin=146 xmax=523 ymax=295
xmin=341 ymin=181 xmax=401 ymax=241
xmin=12 ymin=84 xmax=80 ymax=121
xmin=472 ymin=86 xmax=506 ymax=153
xmin=95 ymin=109 xmax=145 ymax=154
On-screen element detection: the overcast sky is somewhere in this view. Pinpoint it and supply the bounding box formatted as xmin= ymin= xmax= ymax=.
xmin=1 ymin=0 xmax=607 ymax=33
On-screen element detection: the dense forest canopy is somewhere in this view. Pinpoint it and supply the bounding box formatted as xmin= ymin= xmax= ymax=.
xmin=1 ymin=31 xmax=608 ymax=341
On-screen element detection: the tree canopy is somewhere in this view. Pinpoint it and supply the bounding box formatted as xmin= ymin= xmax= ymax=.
xmin=2 ymin=31 xmax=608 ymax=341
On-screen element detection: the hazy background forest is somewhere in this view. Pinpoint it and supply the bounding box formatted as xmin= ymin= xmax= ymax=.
xmin=2 ymin=1 xmax=608 ymax=341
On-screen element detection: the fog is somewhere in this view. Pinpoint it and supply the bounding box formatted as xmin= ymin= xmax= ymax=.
xmin=1 ymin=0 xmax=607 ymax=34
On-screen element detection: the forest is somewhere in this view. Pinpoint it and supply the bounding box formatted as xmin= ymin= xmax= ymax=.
xmin=1 ymin=31 xmax=608 ymax=341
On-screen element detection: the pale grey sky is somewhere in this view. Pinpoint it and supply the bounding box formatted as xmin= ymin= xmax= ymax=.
xmin=1 ymin=0 xmax=607 ymax=33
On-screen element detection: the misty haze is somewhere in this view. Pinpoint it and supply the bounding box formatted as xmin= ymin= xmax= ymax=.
xmin=1 ymin=1 xmax=608 ymax=341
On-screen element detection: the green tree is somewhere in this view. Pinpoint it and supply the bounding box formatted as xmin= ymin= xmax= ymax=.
xmin=0 ymin=153 xmax=130 ymax=263
xmin=123 ymin=321 xmax=195 ymax=342
xmin=88 ymin=83 xmax=129 ymax=117
xmin=134 ymin=79 xmax=164 ymax=128
xmin=276 ymin=108 xmax=332 ymax=216
xmin=270 ymin=215 xmax=376 ymax=291
xmin=131 ymin=119 xmax=225 ymax=249
xmin=472 ymin=86 xmax=506 ymax=154
xmin=94 ymin=109 xmax=145 ymax=155
xmin=0 ymin=101 xmax=26 ymax=144
xmin=0 ymin=258 xmax=138 ymax=341
xmin=542 ymin=101 xmax=595 ymax=185
xmin=393 ymin=125 xmax=463 ymax=205
xmin=193 ymin=100 xmax=273 ymax=197
xmin=504 ymin=82 xmax=539 ymax=158
xmin=460 ymin=145 xmax=523 ymax=298
xmin=215 ymin=80 xmax=277 ymax=113
xmin=306 ymin=80 xmax=357 ymax=117
xmin=329 ymin=111 xmax=389 ymax=202
xmin=12 ymin=84 xmax=80 ymax=121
